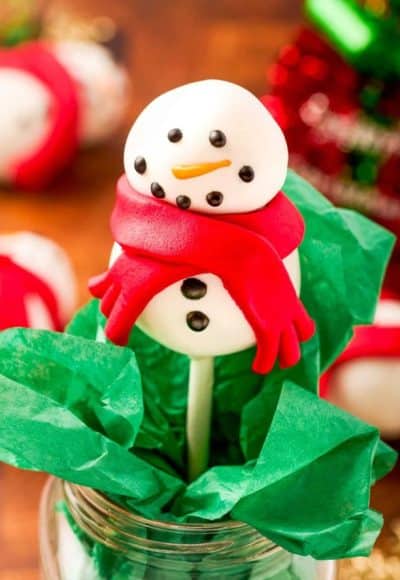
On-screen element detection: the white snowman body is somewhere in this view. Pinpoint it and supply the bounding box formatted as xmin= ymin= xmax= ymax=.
xmin=109 ymin=80 xmax=301 ymax=358
xmin=328 ymin=299 xmax=400 ymax=439
xmin=0 ymin=69 xmax=52 ymax=183
xmin=53 ymin=41 xmax=128 ymax=145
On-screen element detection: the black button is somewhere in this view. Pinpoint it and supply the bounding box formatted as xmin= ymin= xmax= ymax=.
xmin=209 ymin=130 xmax=226 ymax=147
xmin=151 ymin=182 xmax=166 ymax=198
xmin=168 ymin=128 xmax=183 ymax=142
xmin=206 ymin=191 xmax=224 ymax=207
xmin=176 ymin=195 xmax=191 ymax=209
xmin=181 ymin=278 xmax=207 ymax=299
xmin=186 ymin=311 xmax=210 ymax=331
xmin=239 ymin=166 xmax=255 ymax=182
xmin=134 ymin=156 xmax=147 ymax=174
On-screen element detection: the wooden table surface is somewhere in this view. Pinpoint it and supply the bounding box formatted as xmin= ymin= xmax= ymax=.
xmin=0 ymin=1 xmax=399 ymax=578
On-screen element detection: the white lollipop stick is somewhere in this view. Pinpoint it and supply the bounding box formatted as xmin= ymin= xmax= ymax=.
xmin=187 ymin=356 xmax=214 ymax=482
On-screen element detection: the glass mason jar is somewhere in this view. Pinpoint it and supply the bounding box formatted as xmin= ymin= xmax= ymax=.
xmin=39 ymin=478 xmax=337 ymax=580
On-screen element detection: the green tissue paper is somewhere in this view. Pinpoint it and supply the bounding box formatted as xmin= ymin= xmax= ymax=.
xmin=0 ymin=170 xmax=396 ymax=562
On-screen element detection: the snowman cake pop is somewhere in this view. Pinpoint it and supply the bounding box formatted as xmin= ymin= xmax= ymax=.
xmin=0 ymin=42 xmax=79 ymax=189
xmin=0 ymin=40 xmax=128 ymax=189
xmin=0 ymin=232 xmax=76 ymax=331
xmin=322 ymin=295 xmax=400 ymax=439
xmin=91 ymin=80 xmax=314 ymax=374
xmin=0 ymin=68 xmax=53 ymax=184
xmin=53 ymin=41 xmax=128 ymax=146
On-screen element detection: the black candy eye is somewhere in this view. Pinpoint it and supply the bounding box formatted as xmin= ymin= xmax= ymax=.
xmin=168 ymin=128 xmax=183 ymax=142
xmin=134 ymin=156 xmax=147 ymax=174
xmin=209 ymin=130 xmax=226 ymax=147
xmin=239 ymin=165 xmax=254 ymax=182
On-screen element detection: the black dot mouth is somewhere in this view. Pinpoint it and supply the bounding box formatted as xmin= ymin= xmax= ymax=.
xmin=176 ymin=195 xmax=191 ymax=209
xmin=206 ymin=191 xmax=224 ymax=207
xmin=186 ymin=310 xmax=210 ymax=331
xmin=150 ymin=182 xmax=166 ymax=198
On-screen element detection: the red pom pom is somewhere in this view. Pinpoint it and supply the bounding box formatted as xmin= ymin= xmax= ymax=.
xmin=304 ymin=138 xmax=346 ymax=176
xmin=297 ymin=27 xmax=331 ymax=56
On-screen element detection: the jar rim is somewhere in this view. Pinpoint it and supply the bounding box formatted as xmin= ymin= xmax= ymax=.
xmin=41 ymin=479 xmax=337 ymax=579
xmin=64 ymin=480 xmax=249 ymax=532
xmin=63 ymin=480 xmax=283 ymax=565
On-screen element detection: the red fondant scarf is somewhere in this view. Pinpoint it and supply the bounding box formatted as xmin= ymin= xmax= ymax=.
xmin=0 ymin=256 xmax=62 ymax=330
xmin=0 ymin=42 xmax=80 ymax=190
xmin=90 ymin=175 xmax=315 ymax=374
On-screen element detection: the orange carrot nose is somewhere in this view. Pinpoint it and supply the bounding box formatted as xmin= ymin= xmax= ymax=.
xmin=172 ymin=159 xmax=231 ymax=179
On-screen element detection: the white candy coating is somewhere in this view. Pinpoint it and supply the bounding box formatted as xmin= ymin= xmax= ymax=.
xmin=54 ymin=41 xmax=128 ymax=145
xmin=124 ymin=80 xmax=288 ymax=214
xmin=328 ymin=299 xmax=400 ymax=439
xmin=0 ymin=232 xmax=76 ymax=328
xmin=0 ymin=69 xmax=52 ymax=182
xmin=109 ymin=81 xmax=297 ymax=358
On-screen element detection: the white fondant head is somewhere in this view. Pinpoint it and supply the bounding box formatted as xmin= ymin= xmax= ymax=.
xmin=123 ymin=80 xmax=288 ymax=214
xmin=54 ymin=41 xmax=128 ymax=145
xmin=0 ymin=69 xmax=52 ymax=182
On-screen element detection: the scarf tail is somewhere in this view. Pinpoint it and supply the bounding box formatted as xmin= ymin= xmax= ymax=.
xmin=223 ymin=265 xmax=315 ymax=374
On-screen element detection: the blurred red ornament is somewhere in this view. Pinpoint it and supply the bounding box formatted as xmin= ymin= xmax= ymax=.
xmin=297 ymin=27 xmax=330 ymax=55
xmin=300 ymin=55 xmax=329 ymax=82
xmin=378 ymin=155 xmax=400 ymax=198
xmin=278 ymin=44 xmax=301 ymax=68
xmin=268 ymin=25 xmax=400 ymax=246
xmin=304 ymin=138 xmax=346 ymax=176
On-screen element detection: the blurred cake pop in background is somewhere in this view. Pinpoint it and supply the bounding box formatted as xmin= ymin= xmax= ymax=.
xmin=0 ymin=231 xmax=76 ymax=331
xmin=0 ymin=2 xmax=129 ymax=190
xmin=53 ymin=41 xmax=128 ymax=145
xmin=321 ymin=289 xmax=400 ymax=439
xmin=42 ymin=5 xmax=130 ymax=145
